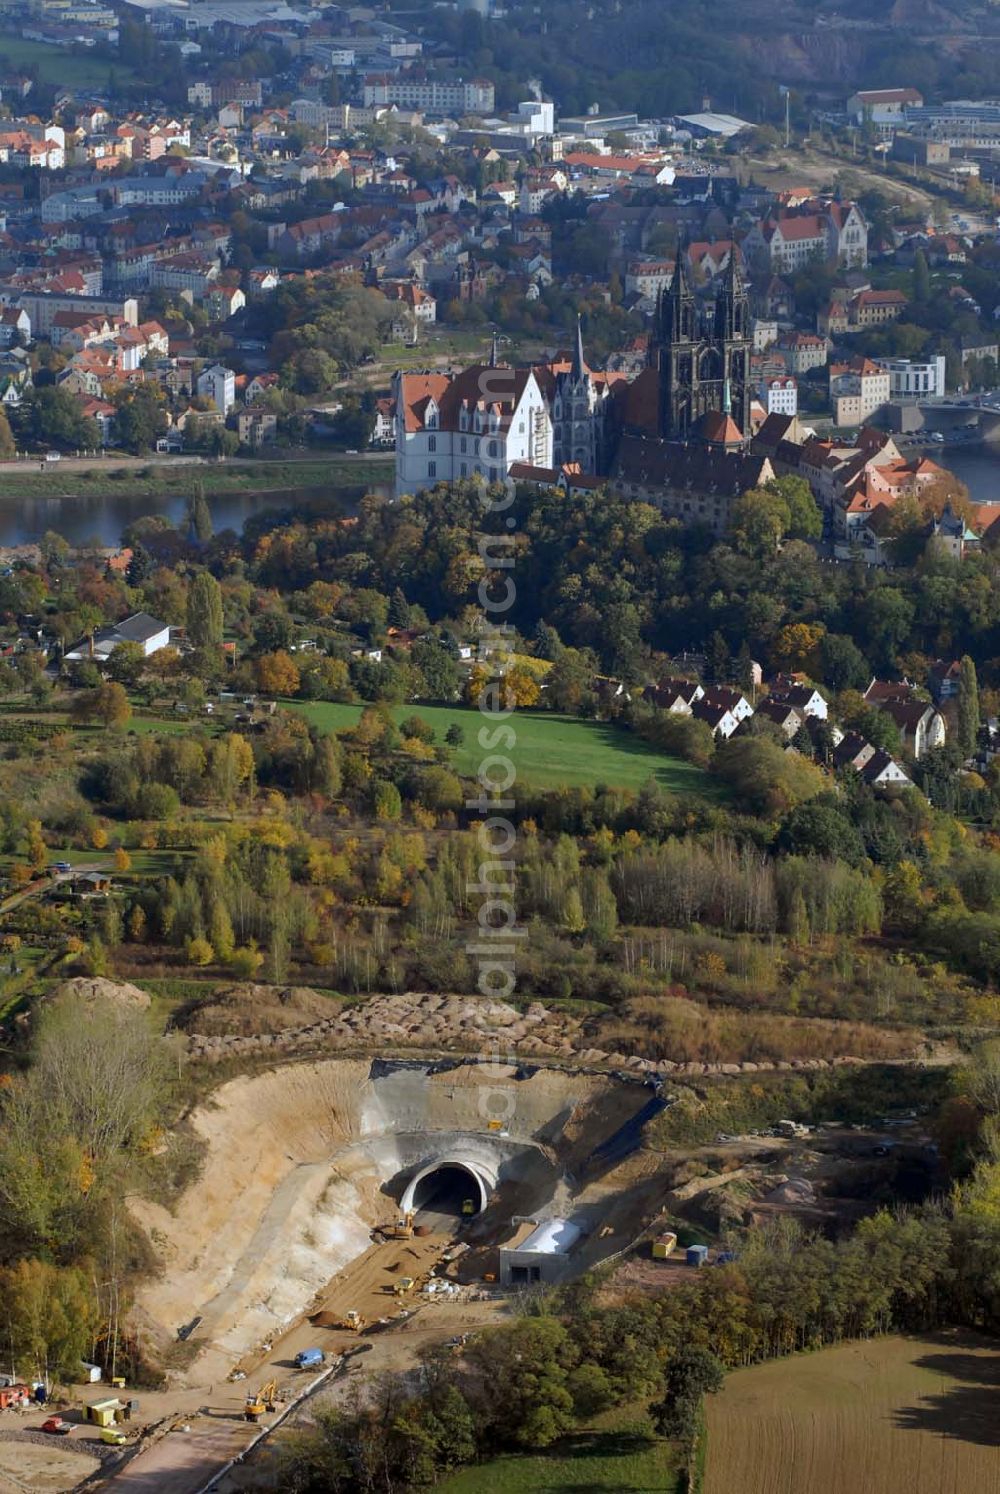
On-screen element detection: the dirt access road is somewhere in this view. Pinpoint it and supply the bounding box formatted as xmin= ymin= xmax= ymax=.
xmin=96 ymin=1231 xmax=506 ymax=1494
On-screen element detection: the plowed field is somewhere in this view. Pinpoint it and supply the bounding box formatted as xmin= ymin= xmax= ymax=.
xmin=704 ymin=1331 xmax=1000 ymax=1494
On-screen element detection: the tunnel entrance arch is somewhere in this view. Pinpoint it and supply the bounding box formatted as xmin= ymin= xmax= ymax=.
xmin=400 ymin=1158 xmax=490 ymax=1216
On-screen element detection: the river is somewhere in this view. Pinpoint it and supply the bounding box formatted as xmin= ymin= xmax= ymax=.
xmin=0 ymin=480 xmax=391 ymax=549
xmin=0 ymin=443 xmax=994 ymax=549
xmin=929 ymin=442 xmax=1000 ymax=504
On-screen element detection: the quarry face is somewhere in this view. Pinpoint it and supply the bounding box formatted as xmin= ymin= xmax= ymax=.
xmin=133 ymin=1057 xmax=662 ymax=1378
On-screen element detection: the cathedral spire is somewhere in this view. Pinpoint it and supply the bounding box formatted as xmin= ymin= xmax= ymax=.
xmin=713 ymin=242 xmax=748 ymax=343
xmin=572 ymin=313 xmax=586 ymax=380
xmin=660 ymin=231 xmax=695 ymax=345
xmin=489 ymin=328 xmax=499 ymax=367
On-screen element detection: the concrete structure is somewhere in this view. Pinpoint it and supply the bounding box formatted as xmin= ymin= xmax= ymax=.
xmin=559 ymin=112 xmax=639 ymax=138
xmin=499 ymin=1217 xmax=582 ymax=1286
xmin=400 ymin=1154 xmax=494 ymax=1215
xmin=675 ymin=112 xmax=751 ymax=139
xmin=512 ymin=99 xmax=554 ymax=136
xmin=878 ymin=354 xmax=946 ymax=399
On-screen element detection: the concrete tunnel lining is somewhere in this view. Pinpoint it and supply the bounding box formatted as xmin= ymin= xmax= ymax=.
xmin=400 ymin=1156 xmax=493 ymax=1215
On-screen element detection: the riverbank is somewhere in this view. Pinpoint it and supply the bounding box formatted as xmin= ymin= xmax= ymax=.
xmin=0 ymin=455 xmax=395 ymax=547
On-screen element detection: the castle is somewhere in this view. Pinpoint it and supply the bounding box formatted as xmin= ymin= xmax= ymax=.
xmin=392 ymin=324 xmax=619 ymax=499
xmin=393 ymin=242 xmax=771 ymax=520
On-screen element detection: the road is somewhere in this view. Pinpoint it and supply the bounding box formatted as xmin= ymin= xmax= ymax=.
xmin=81 ymin=1227 xmax=507 ymax=1494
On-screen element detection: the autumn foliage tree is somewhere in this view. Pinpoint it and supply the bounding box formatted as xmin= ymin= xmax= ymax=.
xmin=255 ymin=650 xmax=301 ymax=695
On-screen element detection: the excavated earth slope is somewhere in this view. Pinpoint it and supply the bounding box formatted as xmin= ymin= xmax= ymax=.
xmin=133 ymin=1058 xmax=646 ymax=1375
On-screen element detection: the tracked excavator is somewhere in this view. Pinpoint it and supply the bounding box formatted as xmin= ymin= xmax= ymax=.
xmin=244 ymin=1380 xmax=277 ymax=1423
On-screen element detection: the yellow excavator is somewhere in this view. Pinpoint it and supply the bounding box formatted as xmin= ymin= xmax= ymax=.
xmin=383 ymin=1212 xmax=415 ymax=1240
xmin=328 ymin=1310 xmax=366 ymax=1333
xmin=244 ymin=1380 xmax=277 ymax=1423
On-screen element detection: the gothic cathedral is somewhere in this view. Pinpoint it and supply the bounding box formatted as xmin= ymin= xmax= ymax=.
xmin=655 ymin=244 xmax=751 ymax=441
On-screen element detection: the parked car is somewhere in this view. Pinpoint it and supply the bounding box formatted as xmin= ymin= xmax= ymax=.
xmin=41 ymin=1417 xmax=71 ymax=1435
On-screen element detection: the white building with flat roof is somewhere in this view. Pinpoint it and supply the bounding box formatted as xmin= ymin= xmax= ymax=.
xmin=877 ymin=354 xmax=946 ymax=399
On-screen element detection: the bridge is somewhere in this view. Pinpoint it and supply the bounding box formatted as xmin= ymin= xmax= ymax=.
xmin=914 ymin=401 xmax=1000 ymax=439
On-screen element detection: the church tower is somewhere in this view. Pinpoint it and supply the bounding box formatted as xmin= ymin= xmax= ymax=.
xmin=552 ymin=315 xmax=607 ymax=471
xmin=712 ymin=250 xmax=751 ymax=437
xmin=654 ymin=240 xmax=751 ymax=443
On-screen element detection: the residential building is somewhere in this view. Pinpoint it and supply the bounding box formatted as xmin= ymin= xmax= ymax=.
xmin=238 ymin=407 xmax=278 ymax=447
xmin=196 ymin=363 xmax=235 ymax=415
xmin=776 ymin=332 xmax=828 ymax=374
xmin=850 ymin=289 xmax=907 ymax=327
xmin=743 ymin=200 xmax=867 ymax=273
xmin=643 ymin=677 xmax=705 ymax=713
xmin=761 ymin=374 xmax=797 ymax=416
xmin=878 ymin=354 xmax=946 ymax=399
xmin=767 ymin=682 xmax=828 ymax=719
xmin=860 ymin=749 xmax=912 ymax=787
xmin=0 ymin=306 xmax=29 ymax=347
xmin=753 ymin=699 xmax=804 ymax=740
xmin=205 ymin=284 xmax=246 ymax=320
xmin=691 ymin=686 xmax=753 ymax=738
xmin=0 ymin=290 xmax=137 ymax=336
xmin=625 ymin=261 xmax=674 ymax=300
xmin=928 ymin=660 xmax=962 ymax=703
xmin=64 ymin=611 xmax=169 ymax=663
xmin=882 ymin=701 xmax=947 ymax=758
xmin=829 ymin=357 xmax=891 ymax=426
xmin=363 ymin=76 xmax=495 ymax=117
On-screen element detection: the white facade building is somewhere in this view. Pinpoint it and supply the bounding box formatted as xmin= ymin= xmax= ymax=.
xmin=196 ymin=363 xmax=235 ymax=414
xmin=762 ymin=375 xmax=798 ymax=416
xmin=877 ymin=354 xmax=946 ymax=399
xmin=394 ymin=362 xmax=552 ymax=497
xmin=512 ymin=100 xmax=555 ymax=136
xmin=363 ymin=76 xmax=494 ymax=116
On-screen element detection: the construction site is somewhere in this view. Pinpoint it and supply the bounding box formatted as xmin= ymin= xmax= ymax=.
xmin=0 ymin=992 xmax=945 ymax=1494
xmin=130 ymin=1055 xmax=671 ymax=1386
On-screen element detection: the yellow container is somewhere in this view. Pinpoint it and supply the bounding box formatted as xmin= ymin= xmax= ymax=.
xmin=652 ymin=1232 xmax=677 ymax=1260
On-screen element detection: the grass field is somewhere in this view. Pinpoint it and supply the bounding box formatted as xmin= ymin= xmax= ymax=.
xmin=289 ymin=702 xmax=714 ymax=794
xmin=438 ymin=1412 xmax=678 ymax=1493
xmin=704 ymin=1331 xmax=1000 ymax=1494
xmin=0 ymin=33 xmax=134 ymax=89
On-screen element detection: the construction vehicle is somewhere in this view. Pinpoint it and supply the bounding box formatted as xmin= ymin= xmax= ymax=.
xmin=461 ymin=1198 xmax=475 ymax=1216
xmin=393 ymin=1276 xmax=416 ymax=1296
xmin=382 ymin=1212 xmax=415 ymax=1241
xmin=328 ymin=1310 xmax=366 ymax=1333
xmin=244 ymin=1381 xmax=277 ymax=1423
